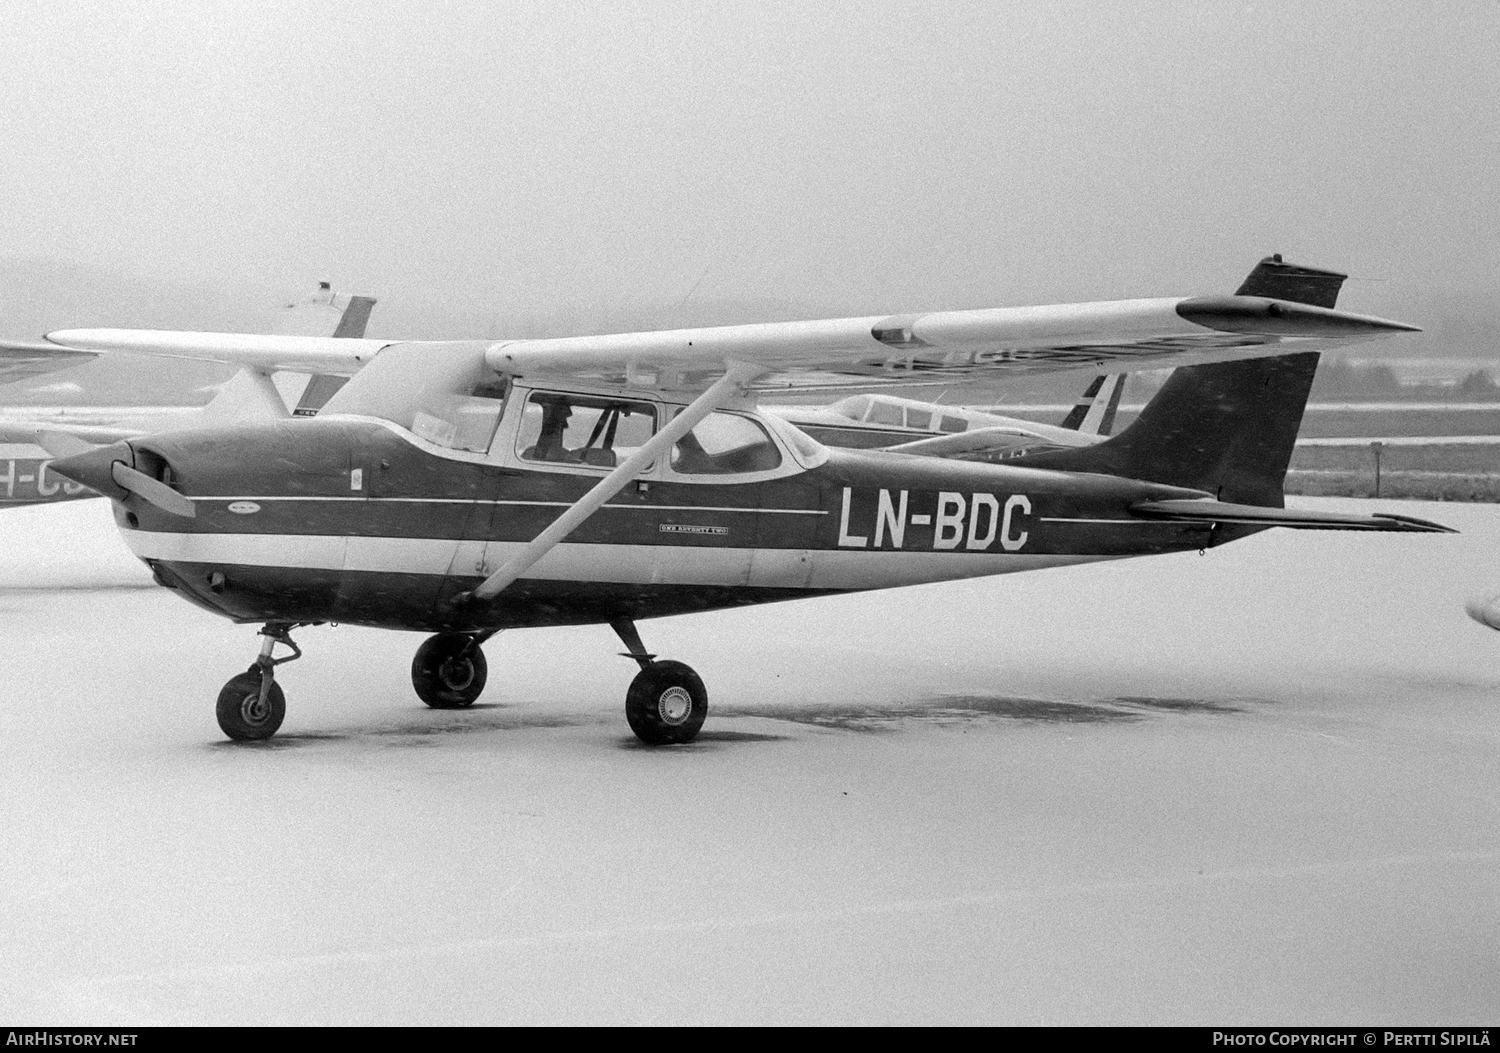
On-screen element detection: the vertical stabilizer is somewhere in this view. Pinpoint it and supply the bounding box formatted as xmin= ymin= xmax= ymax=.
xmin=1058 ymin=374 xmax=1125 ymax=436
xmin=1012 ymin=353 xmax=1319 ymax=507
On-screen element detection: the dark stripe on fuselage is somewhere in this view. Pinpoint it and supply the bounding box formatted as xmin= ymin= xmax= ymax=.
xmin=147 ymin=560 xmax=837 ymax=632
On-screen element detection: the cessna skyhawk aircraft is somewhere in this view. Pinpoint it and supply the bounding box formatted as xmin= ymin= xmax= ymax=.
xmin=45 ymin=256 xmax=1449 ymax=745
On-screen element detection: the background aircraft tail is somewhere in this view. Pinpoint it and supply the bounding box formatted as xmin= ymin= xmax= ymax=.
xmin=1011 ymin=255 xmax=1350 ymax=507
xmin=1057 ymin=373 xmax=1125 ymax=435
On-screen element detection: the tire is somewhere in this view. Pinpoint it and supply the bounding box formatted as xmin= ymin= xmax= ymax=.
xmin=216 ymin=671 xmax=286 ymax=741
xmin=625 ymin=660 xmax=707 ymax=745
xmin=412 ymin=634 xmax=488 ymax=709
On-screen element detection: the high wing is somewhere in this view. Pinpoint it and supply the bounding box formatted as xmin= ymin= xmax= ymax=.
xmin=43 ymin=330 xmax=395 ymax=376
xmin=482 ymin=294 xmax=1418 ymax=393
xmin=883 ymin=421 xmax=1096 ymax=460
xmin=0 ymin=284 xmax=382 ymax=385
xmin=1 ymin=288 xmax=382 ymax=452
xmin=41 ymin=260 xmax=1417 ymax=397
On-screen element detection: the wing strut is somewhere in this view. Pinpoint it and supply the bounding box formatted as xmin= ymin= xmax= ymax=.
xmin=461 ymin=361 xmax=768 ymax=603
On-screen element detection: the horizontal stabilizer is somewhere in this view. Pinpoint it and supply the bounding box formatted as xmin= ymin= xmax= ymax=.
xmin=1130 ymin=498 xmax=1455 ymax=533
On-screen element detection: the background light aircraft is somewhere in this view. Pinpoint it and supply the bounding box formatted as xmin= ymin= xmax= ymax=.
xmin=765 ymin=374 xmax=1124 ymax=459
xmin=46 ymin=257 xmax=1448 ymax=746
xmin=0 ymin=286 xmax=376 ymax=507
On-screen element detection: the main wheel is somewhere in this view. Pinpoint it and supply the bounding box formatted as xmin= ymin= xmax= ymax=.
xmin=626 ymin=660 xmax=707 ymax=745
xmin=412 ymin=633 xmax=488 ymax=709
xmin=216 ymin=671 xmax=286 ymax=741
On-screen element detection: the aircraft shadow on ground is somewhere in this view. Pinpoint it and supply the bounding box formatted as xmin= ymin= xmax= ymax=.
xmin=719 ymin=692 xmax=1262 ymax=732
xmin=206 ymin=704 xmax=597 ymax=751
xmin=203 ymin=694 xmax=1264 ymax=752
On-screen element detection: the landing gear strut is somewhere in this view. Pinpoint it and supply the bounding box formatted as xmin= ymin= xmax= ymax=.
xmin=216 ymin=623 xmax=301 ymax=741
xmin=613 ymin=618 xmax=707 ymax=745
xmin=412 ymin=631 xmax=493 ymax=708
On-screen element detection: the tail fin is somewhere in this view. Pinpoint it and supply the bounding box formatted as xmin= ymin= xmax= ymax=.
xmin=1011 ymin=353 xmax=1318 ymax=507
xmin=332 ymin=295 xmax=377 ymax=339
xmin=1058 ymin=373 xmax=1125 ymax=436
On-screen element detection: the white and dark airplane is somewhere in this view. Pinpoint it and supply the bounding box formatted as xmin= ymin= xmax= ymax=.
xmin=0 ymin=285 xmax=376 ymax=507
xmin=764 ymin=374 xmax=1124 ymax=458
xmin=41 ymin=256 xmax=1449 ymax=746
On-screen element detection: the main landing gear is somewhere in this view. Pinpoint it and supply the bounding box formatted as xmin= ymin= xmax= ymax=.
xmin=612 ymin=618 xmax=708 ymax=746
xmin=216 ymin=623 xmax=301 ymax=741
xmin=412 ymin=631 xmax=494 ymax=709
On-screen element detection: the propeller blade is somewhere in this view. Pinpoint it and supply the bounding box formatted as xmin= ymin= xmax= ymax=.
xmin=110 ymin=462 xmax=196 ymax=518
xmin=35 ymin=430 xmax=98 ymax=460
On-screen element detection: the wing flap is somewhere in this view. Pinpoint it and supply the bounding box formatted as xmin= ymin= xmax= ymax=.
xmin=885 ymin=424 xmax=1095 ymax=459
xmin=1131 ymin=498 xmax=1455 ymax=533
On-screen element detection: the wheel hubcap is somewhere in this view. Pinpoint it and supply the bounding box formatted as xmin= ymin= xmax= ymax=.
xmin=240 ymin=691 xmax=270 ymax=726
xmin=657 ymin=686 xmax=693 ymax=725
xmin=439 ymin=657 xmax=474 ymax=691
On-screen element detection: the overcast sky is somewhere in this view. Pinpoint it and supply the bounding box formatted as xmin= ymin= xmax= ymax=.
xmin=2 ymin=0 xmax=1496 ymax=349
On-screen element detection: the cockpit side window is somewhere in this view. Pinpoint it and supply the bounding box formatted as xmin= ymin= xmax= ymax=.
xmin=516 ymin=392 xmax=657 ymax=469
xmin=867 ymin=400 xmax=904 ymax=427
xmin=670 ymin=412 xmax=783 ymax=476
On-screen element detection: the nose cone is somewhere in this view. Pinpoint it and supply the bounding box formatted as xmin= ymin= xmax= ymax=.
xmin=49 ymin=441 xmax=132 ymax=501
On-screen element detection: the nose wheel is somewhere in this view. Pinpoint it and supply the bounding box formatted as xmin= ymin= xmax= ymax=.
xmin=216 ymin=624 xmax=300 ymax=741
xmin=412 ymin=632 xmax=492 ymax=708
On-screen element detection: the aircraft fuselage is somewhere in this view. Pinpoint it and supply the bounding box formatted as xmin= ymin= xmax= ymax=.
xmin=85 ymin=411 xmax=1218 ymax=633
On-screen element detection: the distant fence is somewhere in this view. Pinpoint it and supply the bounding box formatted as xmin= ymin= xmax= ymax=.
xmin=1286 ymin=442 xmax=1500 ymax=501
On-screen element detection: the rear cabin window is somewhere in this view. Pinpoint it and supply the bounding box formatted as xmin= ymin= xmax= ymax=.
xmin=938 ymin=414 xmax=968 ymax=434
xmin=671 ymin=412 xmax=782 ymax=475
xmin=516 ymin=392 xmax=657 ymax=468
xmin=410 ymin=377 xmax=511 ymax=453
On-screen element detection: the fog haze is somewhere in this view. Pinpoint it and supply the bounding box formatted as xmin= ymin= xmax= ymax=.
xmin=3 ymin=1 xmax=1497 ymax=353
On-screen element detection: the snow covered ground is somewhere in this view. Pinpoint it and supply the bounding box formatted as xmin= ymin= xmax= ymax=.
xmin=1 ymin=497 xmax=1497 ymax=1024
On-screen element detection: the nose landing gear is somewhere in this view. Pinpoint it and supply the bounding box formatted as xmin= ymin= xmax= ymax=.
xmin=216 ymin=624 xmax=301 ymax=741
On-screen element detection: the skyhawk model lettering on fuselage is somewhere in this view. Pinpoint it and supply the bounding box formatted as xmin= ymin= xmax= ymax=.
xmin=837 ymin=487 xmax=1031 ymax=551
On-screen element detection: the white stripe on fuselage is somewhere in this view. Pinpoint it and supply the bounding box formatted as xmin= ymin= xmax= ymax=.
xmin=122 ymin=530 xmax=1119 ymax=591
xmin=184 ymin=495 xmax=829 ymax=516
